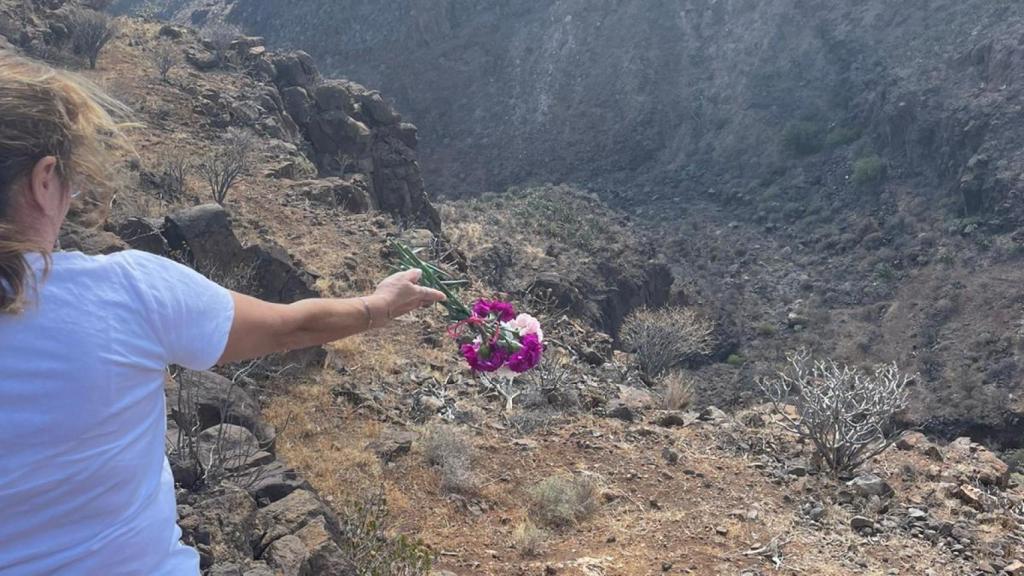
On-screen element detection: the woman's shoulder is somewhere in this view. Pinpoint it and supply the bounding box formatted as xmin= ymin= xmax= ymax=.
xmin=50 ymin=250 xmax=178 ymax=282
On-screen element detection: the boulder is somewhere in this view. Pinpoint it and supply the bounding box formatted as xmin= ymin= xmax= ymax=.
xmin=605 ymin=399 xmax=637 ymax=422
xmin=206 ymin=564 xmax=244 ymax=576
xmin=257 ymin=489 xmax=338 ymax=549
xmin=158 ymin=24 xmax=186 ymax=40
xmin=197 ymin=424 xmax=263 ymax=470
xmin=185 ymin=47 xmax=219 ymax=71
xmin=354 ymin=91 xmax=400 ymax=126
xmin=177 ymin=486 xmax=260 ymax=566
xmin=242 ymin=563 xmax=276 ymax=576
xmin=281 ymin=86 xmax=313 ymax=126
xmin=168 ymin=369 xmax=277 ymax=448
xmin=308 ymin=111 xmax=372 ymax=156
xmin=292 ymin=515 xmax=356 ymax=574
xmin=163 ymin=204 xmax=319 ymax=305
xmin=847 ymin=474 xmax=894 ymax=498
xmin=313 ymin=80 xmax=355 ymax=113
xmin=946 ymin=437 xmax=1010 ymax=487
xmin=292 ymin=177 xmax=371 ymax=213
xmin=248 ymin=461 xmax=311 ymax=504
xmin=272 ymin=51 xmax=319 ymax=88
xmin=113 ymin=217 xmax=170 ymax=256
xmin=59 ymin=223 xmax=126 ymax=255
xmin=366 ymin=430 xmax=419 ymax=463
xmin=264 ymin=534 xmax=308 ymax=576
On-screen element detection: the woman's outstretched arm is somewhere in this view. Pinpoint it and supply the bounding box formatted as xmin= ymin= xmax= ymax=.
xmin=217 ymin=269 xmax=445 ymax=365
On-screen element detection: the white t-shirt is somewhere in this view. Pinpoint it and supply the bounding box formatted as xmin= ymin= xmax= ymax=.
xmin=0 ymin=250 xmax=235 ymax=575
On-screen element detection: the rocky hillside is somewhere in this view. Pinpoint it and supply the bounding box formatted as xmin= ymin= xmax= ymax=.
xmin=106 ymin=0 xmax=1024 ymax=450
xmin=5 ymin=2 xmax=1024 ymax=575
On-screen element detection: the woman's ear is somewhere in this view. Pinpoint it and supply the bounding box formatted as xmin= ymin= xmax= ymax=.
xmin=27 ymin=156 xmax=66 ymax=216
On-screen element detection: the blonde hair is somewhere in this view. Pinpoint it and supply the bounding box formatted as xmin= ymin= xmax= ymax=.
xmin=0 ymin=51 xmax=133 ymax=314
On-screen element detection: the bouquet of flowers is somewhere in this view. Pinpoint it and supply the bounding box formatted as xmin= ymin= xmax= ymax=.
xmin=390 ymin=240 xmax=545 ymax=380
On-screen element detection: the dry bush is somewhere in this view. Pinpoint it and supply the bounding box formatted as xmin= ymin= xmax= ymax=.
xmin=69 ymin=9 xmax=113 ymax=56
xmin=759 ymin=349 xmax=911 ymax=476
xmin=421 ymin=424 xmax=477 ymax=495
xmin=527 ymin=473 xmax=600 ymax=528
xmin=150 ymin=41 xmax=179 ymax=82
xmin=621 ymin=307 xmax=715 ymax=378
xmin=512 ymin=520 xmax=548 ymax=557
xmin=70 ymin=9 xmax=117 ymax=69
xmin=198 ymin=128 xmax=255 ymax=205
xmin=340 ymin=489 xmax=435 ymax=575
xmin=659 ymin=370 xmax=695 ymax=410
xmin=169 ymin=367 xmax=272 ymax=491
xmin=158 ymin=151 xmax=190 ymax=201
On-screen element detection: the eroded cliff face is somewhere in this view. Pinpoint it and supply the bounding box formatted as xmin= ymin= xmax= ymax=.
xmin=126 ymin=0 xmax=1024 ymax=217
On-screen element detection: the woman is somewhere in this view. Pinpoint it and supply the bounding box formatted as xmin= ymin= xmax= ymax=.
xmin=0 ymin=53 xmax=445 ymax=574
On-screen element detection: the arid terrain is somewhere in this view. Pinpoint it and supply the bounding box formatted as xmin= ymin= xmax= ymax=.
xmin=3 ymin=1 xmax=1024 ymax=575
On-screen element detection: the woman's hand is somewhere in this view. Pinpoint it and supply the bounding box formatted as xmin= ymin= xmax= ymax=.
xmin=369 ymin=269 xmax=446 ymax=326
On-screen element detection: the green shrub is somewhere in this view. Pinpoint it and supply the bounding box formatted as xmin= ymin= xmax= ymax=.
xmin=527 ymin=474 xmax=600 ymax=528
xmin=782 ymin=121 xmax=825 ymax=156
xmin=725 ymin=354 xmax=746 ymax=367
xmin=825 ymin=126 xmax=862 ymax=147
xmin=852 ymin=155 xmax=885 ymax=187
xmin=340 ymin=490 xmax=434 ymax=576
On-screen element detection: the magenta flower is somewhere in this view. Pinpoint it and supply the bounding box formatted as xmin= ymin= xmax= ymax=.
xmin=506 ymin=333 xmax=544 ymax=373
xmin=472 ymin=299 xmax=516 ymax=322
xmin=460 ymin=341 xmax=508 ymax=373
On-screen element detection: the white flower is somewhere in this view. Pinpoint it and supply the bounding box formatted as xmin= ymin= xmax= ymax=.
xmin=508 ymin=313 xmax=544 ymax=342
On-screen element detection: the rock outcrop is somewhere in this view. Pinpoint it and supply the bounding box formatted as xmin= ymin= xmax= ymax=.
xmin=169 ymin=369 xmax=356 ymax=575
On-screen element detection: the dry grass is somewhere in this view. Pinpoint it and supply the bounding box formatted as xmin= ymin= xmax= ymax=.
xmin=511 ymin=520 xmax=548 ymax=557
xmin=526 ymin=473 xmax=601 ymax=529
xmin=421 ymin=424 xmax=477 ymax=495
xmin=659 ymin=370 xmax=696 ymax=410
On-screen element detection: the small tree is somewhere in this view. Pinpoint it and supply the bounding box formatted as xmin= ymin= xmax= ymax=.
xmin=150 ymin=41 xmax=178 ymax=82
xmin=759 ymin=350 xmax=911 ymax=477
xmin=197 ymin=128 xmax=255 ymax=205
xmin=70 ymin=9 xmax=117 ymax=69
xmin=202 ymin=22 xmax=242 ymax=67
xmin=159 ymin=151 xmax=190 ymax=202
xmin=620 ymin=307 xmax=715 ymax=378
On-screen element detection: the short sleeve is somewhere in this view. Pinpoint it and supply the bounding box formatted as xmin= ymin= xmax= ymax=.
xmin=116 ymin=251 xmax=235 ymax=370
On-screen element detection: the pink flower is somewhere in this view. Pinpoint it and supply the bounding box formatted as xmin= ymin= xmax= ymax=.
xmin=507 ymin=313 xmax=544 ymax=342
xmin=506 ymin=333 xmax=544 ymax=373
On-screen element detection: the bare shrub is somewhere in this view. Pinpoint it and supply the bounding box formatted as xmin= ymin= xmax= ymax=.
xmin=202 ymin=21 xmax=242 ymax=67
xmin=70 ymin=9 xmax=117 ymax=69
xmin=158 ymin=151 xmax=190 ymax=201
xmin=621 ymin=307 xmax=715 ymax=378
xmin=759 ymin=349 xmax=911 ymax=476
xmin=169 ymin=367 xmax=272 ymax=491
xmin=150 ymin=41 xmax=178 ymax=82
xmin=659 ymin=370 xmax=695 ymax=410
xmin=198 ymin=128 xmax=255 ymax=205
xmin=526 ymin=473 xmax=600 ymax=528
xmin=422 ymin=424 xmax=477 ymax=495
xmin=512 ymin=520 xmax=548 ymax=557
xmin=340 ymin=489 xmax=435 ymax=575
